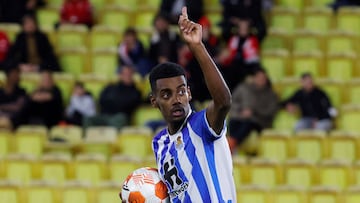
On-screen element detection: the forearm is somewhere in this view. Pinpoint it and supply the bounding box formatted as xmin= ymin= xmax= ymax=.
xmin=188 ymin=42 xmax=231 ymax=108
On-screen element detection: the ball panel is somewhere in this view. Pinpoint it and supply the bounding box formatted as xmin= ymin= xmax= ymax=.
xmin=155 ymin=181 xmax=168 ymax=200
xmin=128 ymin=191 xmax=146 ymax=203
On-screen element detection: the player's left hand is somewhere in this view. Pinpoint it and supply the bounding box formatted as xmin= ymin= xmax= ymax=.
xmin=178 ymin=7 xmax=202 ymax=45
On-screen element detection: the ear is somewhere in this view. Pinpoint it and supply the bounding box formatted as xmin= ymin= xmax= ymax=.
xmin=187 ymin=86 xmax=192 ymax=101
xmin=150 ymin=94 xmax=158 ymax=108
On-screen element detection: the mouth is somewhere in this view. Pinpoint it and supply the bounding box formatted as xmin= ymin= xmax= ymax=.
xmin=171 ymin=107 xmax=185 ymax=117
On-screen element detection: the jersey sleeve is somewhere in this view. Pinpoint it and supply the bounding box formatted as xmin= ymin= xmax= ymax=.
xmin=190 ymin=110 xmax=227 ymax=141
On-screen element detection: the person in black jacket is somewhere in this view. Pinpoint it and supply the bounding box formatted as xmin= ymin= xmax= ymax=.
xmin=4 ymin=14 xmax=60 ymax=72
xmin=159 ymin=0 xmax=203 ymax=24
xmin=282 ymin=73 xmax=336 ymax=132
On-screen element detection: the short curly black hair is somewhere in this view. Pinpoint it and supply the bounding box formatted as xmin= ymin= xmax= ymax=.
xmin=149 ymin=62 xmax=186 ymax=93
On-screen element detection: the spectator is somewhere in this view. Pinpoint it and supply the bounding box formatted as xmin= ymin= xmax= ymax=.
xmin=220 ymin=0 xmax=267 ymax=42
xmin=282 ymin=73 xmax=336 ymax=132
xmin=4 ymin=14 xmax=61 ymax=72
xmin=0 ymin=31 xmax=10 ymax=69
xmin=331 ymin=0 xmax=360 ymax=11
xmin=25 ymin=70 xmax=64 ymax=128
xmin=0 ymin=0 xmax=45 ymax=23
xmin=65 ymin=81 xmax=96 ymax=126
xmin=118 ymin=27 xmax=150 ymax=76
xmin=59 ymin=0 xmax=94 ymax=28
xmin=227 ymin=68 xmax=279 ymax=153
xmin=159 ymin=0 xmax=203 ymax=24
xmin=148 ymin=13 xmax=180 ymax=66
xmin=217 ymin=18 xmax=260 ymax=91
xmin=0 ymin=67 xmax=27 ymax=129
xmin=85 ymin=65 xmax=142 ymax=129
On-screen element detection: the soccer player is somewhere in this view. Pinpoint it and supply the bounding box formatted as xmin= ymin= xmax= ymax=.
xmin=149 ymin=7 xmax=236 ymax=202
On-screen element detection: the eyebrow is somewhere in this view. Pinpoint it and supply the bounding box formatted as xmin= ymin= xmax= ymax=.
xmin=159 ymin=83 xmax=186 ymax=92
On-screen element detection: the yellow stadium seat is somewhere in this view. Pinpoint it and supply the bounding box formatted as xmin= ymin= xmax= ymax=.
xmin=49 ymin=125 xmax=83 ymax=144
xmin=95 ymin=181 xmax=121 ymax=203
xmin=337 ymin=7 xmax=360 ymax=35
xmin=339 ymin=105 xmax=360 ymax=132
xmin=237 ymin=185 xmax=271 ymax=203
xmin=352 ymin=161 xmax=360 ymax=185
xmin=345 ymin=79 xmax=360 ymax=104
xmin=36 ymin=8 xmax=60 ymax=31
xmin=277 ymin=0 xmax=304 ymax=9
xmin=116 ymin=126 xmax=153 ymax=159
xmin=90 ymin=25 xmax=122 ymax=51
xmin=40 ymin=153 xmax=71 ymax=185
xmin=0 ymin=181 xmax=23 ymax=203
xmin=90 ymin=49 xmax=118 ymax=77
xmin=4 ymin=154 xmax=37 ymax=185
xmin=78 ymin=73 xmax=112 ymax=101
xmin=316 ymin=78 xmax=344 ymax=108
xmin=24 ymin=180 xmax=59 ymax=203
xmin=20 ymin=72 xmax=40 ymax=93
xmin=284 ymin=159 xmax=317 ymax=189
xmin=272 ymin=109 xmax=299 ymax=131
xmin=292 ymin=29 xmax=325 ymax=53
xmin=233 ymin=156 xmax=248 ymax=189
xmin=110 ymin=0 xmax=138 ymax=10
xmin=303 ymin=7 xmax=334 ymax=34
xmin=56 ymin=24 xmax=89 ymax=51
xmin=78 ymin=141 xmax=115 ymax=159
xmin=326 ymin=30 xmax=358 ymax=55
xmin=59 ymin=48 xmax=89 ymax=77
xmin=132 ymin=105 xmax=164 ymax=126
xmin=134 ymin=11 xmax=156 ymax=32
xmin=291 ymin=51 xmax=324 ymax=78
xmin=292 ymin=130 xmax=327 ymax=163
xmin=258 ymin=129 xmax=292 ymax=162
xmin=53 ymin=72 xmax=75 ymax=105
xmin=309 ymin=0 xmax=333 ymax=7
xmin=328 ymin=132 xmax=359 ymax=163
xmin=85 ymin=126 xmax=117 ymax=142
xmin=318 ymin=160 xmax=353 ymax=190
xmin=73 ymin=154 xmax=107 ymax=185
xmin=308 ymin=186 xmax=341 ymax=203
xmin=261 ymin=49 xmax=290 ymax=82
xmin=274 ymin=77 xmax=299 ymax=100
xmin=0 ymin=23 xmax=21 ymax=42
xmin=89 ymin=0 xmax=107 ymax=13
xmin=100 ymin=7 xmax=131 ymax=31
xmin=142 ymin=0 xmax=161 ymax=10
xmin=344 ymin=186 xmax=360 ymax=203
xmin=60 ymin=181 xmax=94 ymax=203
xmin=272 ymin=185 xmax=308 ymax=203
xmin=270 ymin=7 xmax=300 ymax=34
xmin=46 ymin=0 xmax=63 ymax=8
xmin=326 ymin=53 xmax=356 ymax=82
xmin=203 ymin=0 xmax=222 ymax=13
xmin=13 ymin=130 xmax=47 ymax=157
xmin=108 ymin=155 xmax=141 ymax=183
xmin=261 ymin=29 xmax=291 ymax=52
xmin=0 ymin=130 xmax=13 ymax=158
xmin=248 ymin=158 xmax=283 ymax=188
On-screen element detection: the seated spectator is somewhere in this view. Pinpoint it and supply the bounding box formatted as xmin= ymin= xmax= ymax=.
xmin=227 ymin=68 xmax=279 ymax=154
xmin=59 ymin=0 xmax=93 ymax=28
xmin=0 ymin=31 xmax=10 ymax=69
xmin=25 ymin=70 xmax=64 ymax=128
xmin=65 ymin=81 xmax=96 ymax=126
xmin=148 ymin=13 xmax=180 ymax=66
xmin=4 ymin=14 xmax=60 ymax=72
xmin=159 ymin=0 xmax=203 ymax=24
xmin=282 ymin=73 xmax=336 ymax=132
xmin=217 ymin=18 xmax=260 ymax=91
xmin=85 ymin=65 xmax=142 ymax=129
xmin=0 ymin=67 xmax=27 ymax=129
xmin=118 ymin=27 xmax=150 ymax=76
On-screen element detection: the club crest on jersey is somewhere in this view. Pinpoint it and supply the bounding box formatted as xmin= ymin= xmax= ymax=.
xmin=176 ymin=136 xmax=184 ymax=149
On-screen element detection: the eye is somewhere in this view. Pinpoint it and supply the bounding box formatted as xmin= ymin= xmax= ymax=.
xmin=161 ymin=92 xmax=170 ymax=99
xmin=178 ymin=88 xmax=186 ymax=96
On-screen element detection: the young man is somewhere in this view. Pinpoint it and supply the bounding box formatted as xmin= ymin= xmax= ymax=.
xmin=149 ymin=7 xmax=236 ymax=202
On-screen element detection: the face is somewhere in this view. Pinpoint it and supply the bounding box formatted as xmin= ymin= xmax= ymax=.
xmin=237 ymin=19 xmax=250 ymax=37
xmin=23 ymin=17 xmax=37 ymax=34
xmin=301 ymin=76 xmax=314 ymax=92
xmin=40 ymin=71 xmax=54 ymax=89
xmin=154 ymin=17 xmax=169 ymax=33
xmin=253 ymin=71 xmax=268 ymax=88
xmin=150 ymin=76 xmax=192 ymax=128
xmin=120 ymin=66 xmax=134 ymax=86
xmin=73 ymin=85 xmax=85 ymax=96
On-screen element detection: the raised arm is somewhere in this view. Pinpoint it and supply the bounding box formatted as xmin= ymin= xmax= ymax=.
xmin=178 ymin=7 xmax=231 ymax=134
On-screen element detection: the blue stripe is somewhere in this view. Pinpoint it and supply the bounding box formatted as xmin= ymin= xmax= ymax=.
xmin=159 ymin=135 xmax=170 ymax=176
xmin=183 ymin=127 xmax=211 ymax=202
xmin=183 ymin=191 xmax=191 ymax=202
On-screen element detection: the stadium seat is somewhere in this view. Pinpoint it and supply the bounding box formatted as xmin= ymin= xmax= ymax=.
xmin=110 ymin=0 xmax=138 ymax=10
xmin=258 ymin=129 xmax=292 ymax=162
xmin=100 ymin=6 xmax=131 ymax=32
xmin=291 ymin=51 xmax=324 ymax=78
xmin=328 ymin=131 xmax=359 ymax=162
xmin=303 ymin=7 xmax=334 ymax=34
xmin=13 ymin=129 xmax=47 ymax=157
xmin=78 ymin=73 xmax=112 ymax=101
xmin=316 ymin=78 xmax=345 ymax=108
xmin=0 ymin=23 xmax=21 ymax=42
xmin=3 ymin=154 xmax=37 ymax=185
xmin=326 ymin=53 xmax=356 ymax=82
xmin=0 ymin=130 xmax=13 ymax=158
xmin=339 ymin=105 xmax=360 ymax=132
xmin=59 ymin=48 xmax=89 ymax=77
xmin=73 ymin=154 xmax=107 ymax=186
xmin=284 ymin=159 xmax=317 ymax=188
xmin=292 ymin=29 xmax=325 ymax=53
xmin=85 ymin=126 xmax=118 ymax=142
xmin=345 ymin=79 xmax=360 ymax=104
xmin=90 ymin=25 xmax=122 ymax=51
xmin=142 ymin=0 xmax=161 ymax=10
xmin=20 ymin=72 xmax=40 ymax=93
xmin=318 ymin=160 xmax=353 ymax=190
xmin=36 ymin=8 xmax=60 ymax=31
xmin=237 ymin=185 xmax=271 ymax=203
xmin=344 ymin=186 xmax=360 ymax=203
xmin=116 ymin=126 xmax=153 ymax=159
xmin=352 ymin=161 xmax=360 ymax=185
xmin=108 ymin=154 xmax=141 ymax=183
xmin=0 ymin=181 xmax=23 ymax=203
xmin=95 ymin=181 xmax=122 ymax=203
xmin=248 ymin=158 xmax=283 ymax=188
xmin=336 ymin=7 xmax=360 ymax=36
xmin=132 ymin=105 xmax=164 ymax=126
xmin=308 ymin=0 xmax=333 ymax=7
xmin=56 ymin=24 xmax=89 ymax=51
xmin=277 ymin=0 xmax=304 ymax=9
xmin=60 ymin=181 xmax=94 ymax=203
xmin=134 ymin=11 xmax=156 ymax=33
xmin=292 ymin=130 xmax=327 ymax=163
xmin=203 ymin=0 xmax=223 ymax=13
xmin=326 ymin=30 xmax=358 ymax=55
xmin=232 ymin=156 xmax=248 ymax=189
xmin=270 ymin=7 xmax=300 ymax=34
xmin=261 ymin=49 xmax=289 ymax=82
xmin=271 ymin=185 xmax=308 ymax=203
xmin=261 ymin=29 xmax=291 ymax=52
xmin=273 ymin=77 xmax=300 ymax=100
xmin=40 ymin=153 xmax=72 ymax=185
xmin=49 ymin=125 xmax=83 ymax=144
xmin=308 ymin=186 xmax=341 ymax=203
xmin=90 ymin=49 xmax=118 ymax=77
xmin=24 ymin=180 xmax=59 ymax=203
xmin=53 ymin=72 xmax=75 ymax=105
xmin=272 ymin=109 xmax=299 ymax=131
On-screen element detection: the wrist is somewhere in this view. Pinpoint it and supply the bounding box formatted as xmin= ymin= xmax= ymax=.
xmin=188 ymin=42 xmax=204 ymax=50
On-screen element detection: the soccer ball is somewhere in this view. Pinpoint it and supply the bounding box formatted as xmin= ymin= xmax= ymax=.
xmin=120 ymin=167 xmax=169 ymax=203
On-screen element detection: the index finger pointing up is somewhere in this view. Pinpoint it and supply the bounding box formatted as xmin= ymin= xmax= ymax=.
xmin=182 ymin=6 xmax=188 ymax=19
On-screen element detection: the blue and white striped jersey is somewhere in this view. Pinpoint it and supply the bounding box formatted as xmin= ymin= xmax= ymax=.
xmin=152 ymin=110 xmax=236 ymax=203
